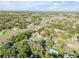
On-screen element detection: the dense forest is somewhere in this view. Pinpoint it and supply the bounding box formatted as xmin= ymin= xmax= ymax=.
xmin=0 ymin=12 xmax=79 ymax=58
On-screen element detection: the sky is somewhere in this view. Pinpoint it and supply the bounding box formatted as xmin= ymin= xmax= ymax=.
xmin=0 ymin=1 xmax=79 ymax=12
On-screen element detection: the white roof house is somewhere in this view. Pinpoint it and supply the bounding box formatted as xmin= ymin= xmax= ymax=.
xmin=71 ymin=35 xmax=79 ymax=41
xmin=49 ymin=49 xmax=58 ymax=54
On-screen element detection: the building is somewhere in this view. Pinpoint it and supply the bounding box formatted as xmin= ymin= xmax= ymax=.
xmin=0 ymin=31 xmax=4 ymax=34
xmin=71 ymin=34 xmax=79 ymax=41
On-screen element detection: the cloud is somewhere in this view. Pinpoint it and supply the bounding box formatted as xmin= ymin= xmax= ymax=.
xmin=53 ymin=2 xmax=60 ymax=6
xmin=0 ymin=1 xmax=79 ymax=11
xmin=0 ymin=1 xmax=13 ymax=10
xmin=2 ymin=1 xmax=12 ymax=7
xmin=1 ymin=1 xmax=64 ymax=11
xmin=48 ymin=2 xmax=64 ymax=11
xmin=74 ymin=1 xmax=79 ymax=4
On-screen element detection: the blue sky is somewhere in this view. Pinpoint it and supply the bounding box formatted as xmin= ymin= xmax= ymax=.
xmin=0 ymin=1 xmax=79 ymax=12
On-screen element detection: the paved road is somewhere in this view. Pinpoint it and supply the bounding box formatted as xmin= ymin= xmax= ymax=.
xmin=0 ymin=31 xmax=17 ymax=40
xmin=0 ymin=29 xmax=28 ymax=41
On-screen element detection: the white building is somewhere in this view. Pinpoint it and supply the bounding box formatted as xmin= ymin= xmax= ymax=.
xmin=71 ymin=36 xmax=79 ymax=41
xmin=49 ymin=49 xmax=58 ymax=54
xmin=0 ymin=31 xmax=4 ymax=34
